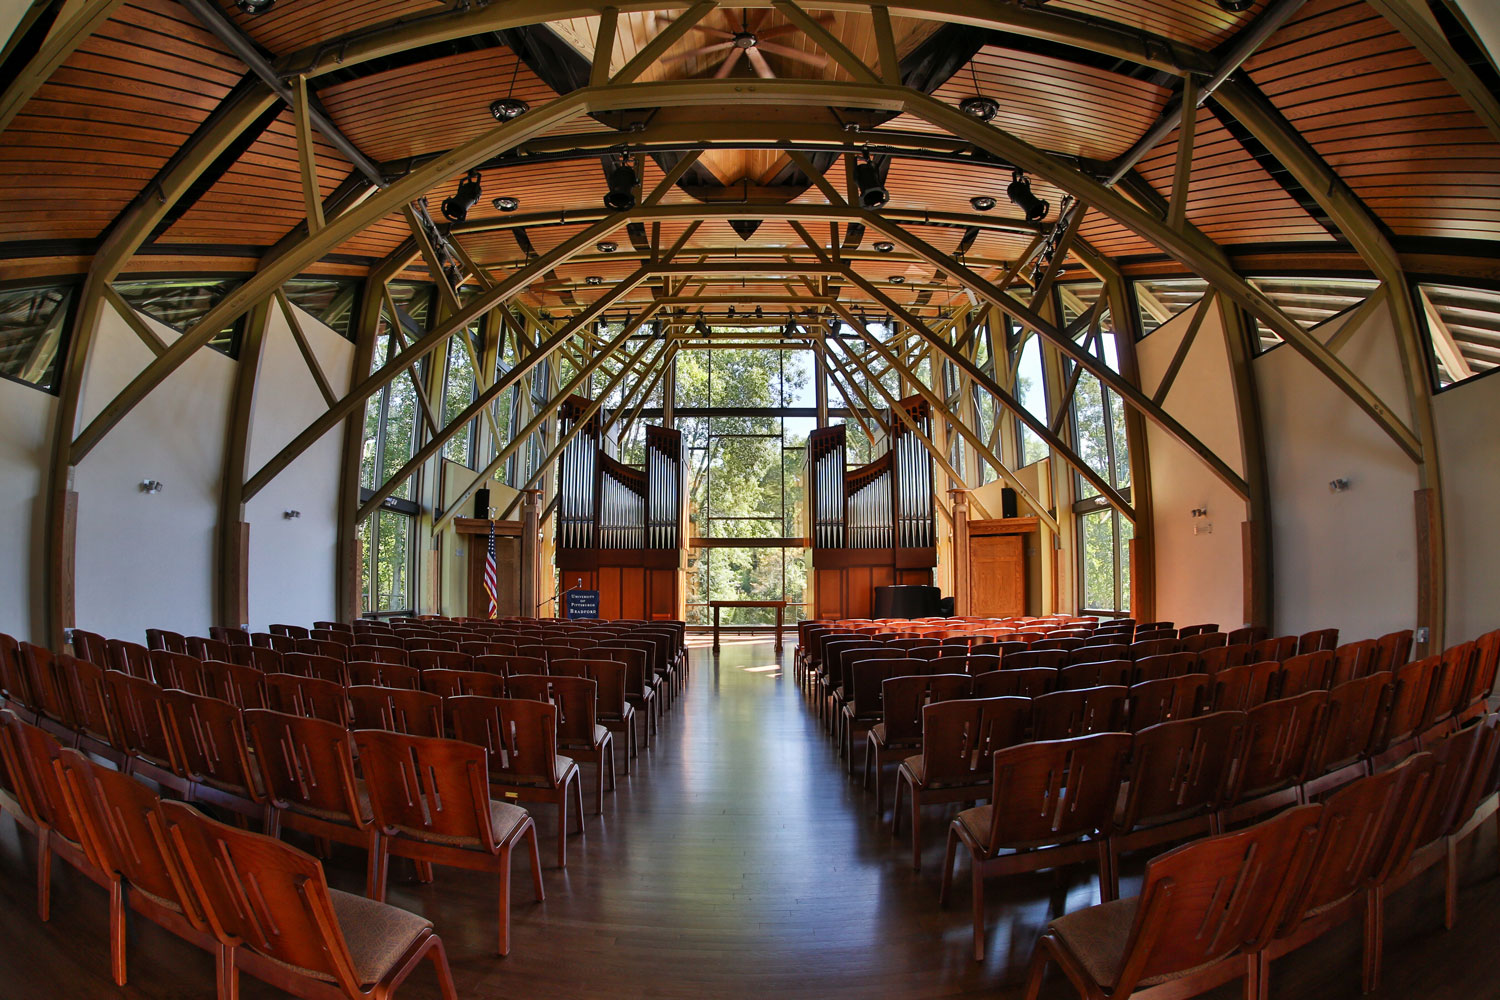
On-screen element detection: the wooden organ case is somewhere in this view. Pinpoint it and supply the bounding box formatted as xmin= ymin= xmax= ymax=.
xmin=554 ymin=395 xmax=685 ymax=619
xmin=805 ymin=395 xmax=937 ymax=619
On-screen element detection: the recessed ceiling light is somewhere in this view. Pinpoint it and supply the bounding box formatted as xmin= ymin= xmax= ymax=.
xmin=1216 ymin=0 xmax=1253 ymax=9
xmin=489 ymin=97 xmax=530 ymax=121
xmin=958 ymin=96 xmax=999 ymax=122
xmin=586 ymin=275 xmax=603 ymax=286
xmin=596 ymin=241 xmax=618 ymax=253
xmin=235 ymin=0 xmax=275 ymax=12
xmin=492 ymin=196 xmax=519 ymax=212
xmin=874 ymin=241 xmax=895 ymax=253
xmin=970 ymin=195 xmax=997 ymax=212
xmin=889 ymin=275 xmax=906 ymax=284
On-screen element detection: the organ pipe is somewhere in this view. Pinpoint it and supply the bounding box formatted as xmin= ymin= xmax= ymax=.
xmin=556 ymin=396 xmax=683 ymax=552
xmin=804 ymin=395 xmax=935 ymax=552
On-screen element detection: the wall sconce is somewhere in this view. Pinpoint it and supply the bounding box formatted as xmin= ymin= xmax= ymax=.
xmin=1329 ymin=477 xmax=1351 ymax=493
xmin=140 ymin=479 xmax=164 ymax=494
xmin=283 ymin=510 xmax=302 ymax=519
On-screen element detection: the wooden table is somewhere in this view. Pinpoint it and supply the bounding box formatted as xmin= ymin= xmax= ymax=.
xmin=710 ymin=600 xmax=787 ymax=650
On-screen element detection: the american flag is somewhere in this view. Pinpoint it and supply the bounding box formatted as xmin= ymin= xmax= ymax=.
xmin=483 ymin=522 xmax=498 ymax=619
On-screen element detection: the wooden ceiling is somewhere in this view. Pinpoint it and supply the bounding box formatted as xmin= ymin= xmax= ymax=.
xmin=2 ymin=0 xmax=1499 ymax=316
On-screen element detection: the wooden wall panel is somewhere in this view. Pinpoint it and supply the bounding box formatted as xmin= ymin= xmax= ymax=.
xmin=970 ymin=534 xmax=1025 ymax=618
xmin=221 ymin=0 xmax=447 ymax=56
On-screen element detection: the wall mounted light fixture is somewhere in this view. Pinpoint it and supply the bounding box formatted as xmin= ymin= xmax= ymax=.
xmin=1329 ymin=477 xmax=1351 ymax=493
xmin=283 ymin=510 xmax=302 ymax=519
xmin=140 ymin=479 xmax=164 ymax=494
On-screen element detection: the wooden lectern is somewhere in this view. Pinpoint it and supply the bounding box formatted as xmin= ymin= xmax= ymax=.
xmin=453 ymin=491 xmax=543 ymax=618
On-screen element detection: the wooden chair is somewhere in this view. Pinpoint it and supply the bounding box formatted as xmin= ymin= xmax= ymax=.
xmin=411 ymin=649 xmax=474 ymax=672
xmin=70 ymin=629 xmax=110 ymax=664
xmin=297 ymin=638 xmax=350 ymax=662
xmin=104 ymin=670 xmax=192 ymax=795
xmin=447 ymin=695 xmax=584 ymax=868
xmin=1109 ymin=711 xmax=1247 ymax=898
xmin=17 ymin=642 xmax=71 ymax=732
xmin=270 ymin=623 xmax=311 ymax=638
xmin=149 ymin=649 xmax=210 ymax=694
xmin=865 ymin=673 xmax=972 ymax=816
xmin=243 ymin=709 xmax=380 ymax=897
xmin=3 ymin=711 xmax=114 ymax=921
xmin=355 ymin=730 xmax=544 ymax=956
xmin=942 ymin=733 xmax=1132 ymax=960
xmin=186 ymin=636 xmax=232 ymax=662
xmin=1230 ymin=691 xmax=1327 ymax=817
xmin=1372 ymin=629 xmax=1414 ymax=673
xmin=211 ymin=625 xmax=253 ymax=646
xmin=1461 ymin=629 xmax=1500 ymax=718
xmin=254 ymin=631 xmax=298 ymax=653
xmin=311 ymin=628 xmax=355 ymax=646
xmin=473 ymin=653 xmax=548 ymax=677
xmin=597 ymin=645 xmax=657 ymax=749
xmin=0 ymin=632 xmax=35 ymax=715
xmin=1277 ymin=650 xmax=1334 ymax=698
xmin=200 ymin=658 xmax=268 ymax=708
xmin=349 ymin=644 xmax=409 ymax=665
xmin=1227 ymin=625 xmax=1269 ymax=646
xmin=1181 ymin=631 xmax=1229 ymax=653
xmin=1032 ymin=686 xmax=1129 ymax=741
xmin=1023 ymin=804 xmax=1322 ymax=1000
xmin=1377 ymin=655 xmax=1442 ymax=755
xmin=348 ymin=686 xmax=444 ymax=737
xmin=1308 ymin=672 xmax=1393 ymax=779
xmin=229 ymin=643 xmax=283 ymax=672
xmin=1330 ymin=638 xmax=1379 ymax=686
xmin=562 ymin=658 xmax=637 ymax=769
xmin=51 ymin=652 xmax=118 ymax=758
xmin=1249 ymin=635 xmax=1299 ymax=663
xmin=145 ymin=628 xmax=188 ymax=653
xmin=1130 ymin=652 xmax=1196 ymax=684
xmin=974 ymin=667 xmax=1057 ymax=699
xmin=1297 ymin=627 xmax=1339 ymax=655
xmin=893 ymin=696 xmax=1030 ymax=870
xmin=54 ymin=747 xmax=217 ymax=986
xmin=347 ymin=660 xmax=422 ymax=690
xmin=1211 ymin=659 xmax=1282 ymax=712
xmin=509 ymin=674 xmax=615 ymax=815
xmin=422 ymin=668 xmax=507 ymax=700
xmin=161 ymin=688 xmax=265 ymax=821
xmin=285 ymin=651 xmax=350 ymax=685
xmin=1261 ymin=752 xmax=1436 ymax=995
xmin=163 ymin=800 xmax=458 ymax=1000
xmin=1127 ymin=674 xmax=1208 ymax=732
xmin=841 ymin=656 xmax=923 ymax=774
xmin=1177 ymin=623 xmax=1219 ymax=638
xmin=1127 ymin=638 xmax=1179 ymax=661
xmin=265 ymin=672 xmax=351 ymax=725
xmin=1006 ymin=649 xmax=1067 ymax=671
xmin=106 ymin=638 xmax=155 ymax=680
xmin=1058 ymin=659 xmax=1132 ymax=689
xmin=1198 ymin=642 xmax=1254 ymax=676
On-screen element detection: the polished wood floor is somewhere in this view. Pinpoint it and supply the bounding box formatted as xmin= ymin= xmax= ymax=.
xmin=2 ymin=635 xmax=1499 ymax=999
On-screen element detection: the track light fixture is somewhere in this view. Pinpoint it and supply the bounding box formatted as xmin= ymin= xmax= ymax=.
xmin=492 ymin=195 xmax=519 ymax=212
xmin=596 ymin=240 xmax=618 ymax=253
xmin=489 ymin=97 xmax=530 ymax=120
xmin=1007 ymin=169 xmax=1050 ymax=223
xmin=853 ymin=153 xmax=888 ymax=210
xmin=754 ymin=305 xmax=763 ymax=319
xmin=958 ymin=96 xmax=1000 ymax=122
xmin=235 ymin=0 xmax=275 ymax=12
xmin=604 ymin=157 xmax=638 ymax=211
xmin=970 ymin=195 xmax=996 ymax=212
xmin=1216 ymin=0 xmax=1254 ymax=10
xmin=694 ymin=317 xmax=712 ymax=337
xmin=873 ymin=241 xmax=895 ymax=253
xmin=783 ymin=316 xmax=799 ymax=338
xmin=727 ymin=305 xmax=736 ymax=317
xmin=441 ymin=170 xmax=482 ymax=223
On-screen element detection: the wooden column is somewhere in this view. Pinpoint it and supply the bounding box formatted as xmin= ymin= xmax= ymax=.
xmin=950 ymin=488 xmax=970 ymax=616
xmin=521 ymin=489 xmax=542 ymax=617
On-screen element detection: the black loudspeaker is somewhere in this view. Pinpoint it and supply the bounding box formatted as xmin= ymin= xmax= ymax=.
xmin=1001 ymin=487 xmax=1018 ymax=519
xmin=474 ymin=488 xmax=490 ymax=520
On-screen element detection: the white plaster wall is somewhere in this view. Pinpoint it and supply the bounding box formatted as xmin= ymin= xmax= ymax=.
xmin=243 ymin=304 xmax=353 ymax=631
xmin=73 ymin=303 xmax=232 ymax=640
xmin=1136 ymin=300 xmax=1249 ymax=630
xmin=1433 ymin=371 xmax=1500 ymax=644
xmin=1455 ymin=0 xmax=1500 ymax=70
xmin=0 ymin=0 xmax=29 ymax=51
xmin=1255 ymin=305 xmax=1419 ymax=642
xmin=0 ymin=377 xmax=54 ymax=642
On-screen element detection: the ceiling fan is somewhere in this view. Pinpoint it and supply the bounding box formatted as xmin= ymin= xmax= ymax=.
xmin=658 ymin=8 xmax=835 ymax=79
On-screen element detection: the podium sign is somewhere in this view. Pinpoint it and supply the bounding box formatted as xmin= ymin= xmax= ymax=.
xmin=564 ymin=588 xmax=600 ymax=620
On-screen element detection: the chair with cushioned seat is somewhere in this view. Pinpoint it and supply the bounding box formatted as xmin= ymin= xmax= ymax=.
xmin=508 ymin=673 xmax=615 ymax=814
xmin=161 ymin=688 xmax=265 ymax=821
xmin=355 ymin=730 xmax=544 ymax=957
xmin=164 ymin=799 xmax=458 ymax=1000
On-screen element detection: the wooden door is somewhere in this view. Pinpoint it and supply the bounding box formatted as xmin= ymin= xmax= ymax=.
xmin=970 ymin=534 xmax=1025 ymax=618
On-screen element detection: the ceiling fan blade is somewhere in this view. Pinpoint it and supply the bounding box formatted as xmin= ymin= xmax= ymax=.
xmin=661 ymin=41 xmax=735 ymax=65
xmin=754 ymin=40 xmax=830 ymax=67
xmin=757 ymin=15 xmax=835 ymax=39
xmin=713 ymin=47 xmax=744 ymax=78
xmin=746 ymin=47 xmax=776 ymax=79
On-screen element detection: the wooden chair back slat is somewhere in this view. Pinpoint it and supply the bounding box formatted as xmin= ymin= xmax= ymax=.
xmin=347 ymin=686 xmax=443 ymax=737
xmin=918 ymin=697 xmax=1031 ymax=787
xmin=1032 ymin=685 xmax=1129 ymax=741
xmin=447 ymin=696 xmax=562 ymax=789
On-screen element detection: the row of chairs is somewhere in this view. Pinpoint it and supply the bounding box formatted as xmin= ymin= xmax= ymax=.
xmin=0 ymin=705 xmax=512 ymax=999
xmin=1018 ymin=714 xmax=1499 ymax=999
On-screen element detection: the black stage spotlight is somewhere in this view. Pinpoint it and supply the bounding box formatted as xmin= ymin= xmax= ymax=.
xmin=783 ymin=316 xmax=799 ymax=338
xmin=236 ymin=0 xmax=274 ymax=12
xmin=754 ymin=305 xmax=763 ymax=319
xmin=489 ymin=97 xmax=530 ymax=121
xmin=442 ymin=170 xmax=482 ymax=223
xmin=958 ymin=96 xmax=1000 ymax=122
xmin=492 ymin=195 xmax=519 ymax=212
xmin=694 ymin=317 xmax=712 ymax=337
xmin=1007 ymin=169 xmax=1050 ymax=223
xmin=853 ymin=155 xmax=888 ymax=210
xmin=873 ymin=241 xmax=895 ymax=253
xmin=604 ymin=158 xmax=638 ymax=211
xmin=970 ymin=195 xmax=996 ymax=212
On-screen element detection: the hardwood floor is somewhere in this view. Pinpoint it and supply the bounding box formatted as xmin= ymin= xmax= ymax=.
xmin=2 ymin=635 xmax=1498 ymax=999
